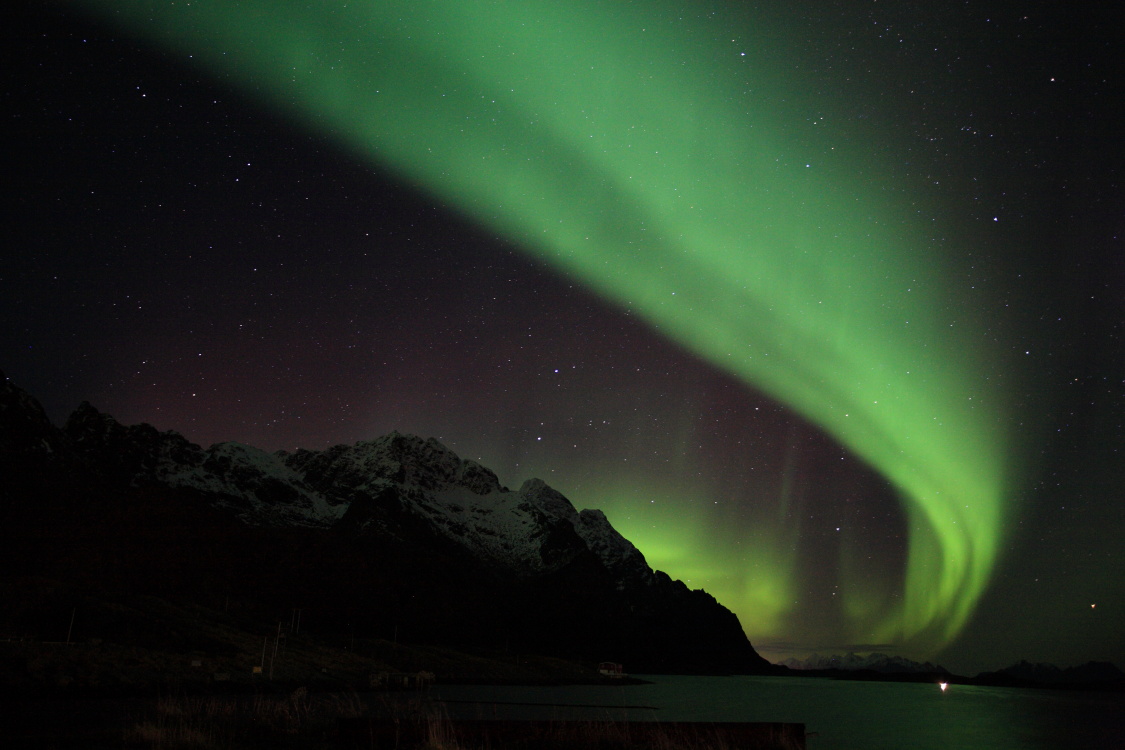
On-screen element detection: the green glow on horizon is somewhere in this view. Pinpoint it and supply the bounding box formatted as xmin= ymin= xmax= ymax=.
xmin=575 ymin=475 xmax=802 ymax=640
xmin=74 ymin=0 xmax=1015 ymax=654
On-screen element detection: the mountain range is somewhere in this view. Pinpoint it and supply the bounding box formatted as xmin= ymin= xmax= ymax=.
xmin=972 ymin=660 xmax=1125 ymax=689
xmin=0 ymin=371 xmax=772 ymax=675
xmin=777 ymin=652 xmax=949 ymax=675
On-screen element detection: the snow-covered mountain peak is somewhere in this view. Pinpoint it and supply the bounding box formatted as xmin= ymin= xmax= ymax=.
xmin=61 ymin=403 xmax=208 ymax=484
xmin=0 ymin=371 xmax=51 ymax=422
xmin=779 ymin=651 xmax=950 ymax=674
xmin=1 ymin=370 xmax=68 ymax=460
xmin=575 ymin=508 xmax=649 ymax=580
xmin=179 ymin=441 xmax=347 ymax=527
xmin=283 ymin=431 xmax=503 ymax=501
xmin=517 ymin=477 xmax=579 ymax=522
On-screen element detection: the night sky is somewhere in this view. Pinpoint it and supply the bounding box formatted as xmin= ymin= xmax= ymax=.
xmin=5 ymin=1 xmax=1122 ymax=675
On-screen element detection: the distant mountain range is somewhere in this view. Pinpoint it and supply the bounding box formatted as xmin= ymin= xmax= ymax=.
xmin=0 ymin=371 xmax=773 ymax=675
xmin=779 ymin=652 xmax=1125 ymax=690
xmin=973 ymin=660 xmax=1125 ymax=689
xmin=778 ymin=652 xmax=949 ymax=675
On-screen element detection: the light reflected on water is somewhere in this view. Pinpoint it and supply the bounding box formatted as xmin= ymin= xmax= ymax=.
xmin=428 ymin=675 xmax=1125 ymax=750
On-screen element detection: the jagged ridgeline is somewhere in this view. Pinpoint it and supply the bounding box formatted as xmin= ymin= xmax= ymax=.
xmin=0 ymin=372 xmax=772 ymax=674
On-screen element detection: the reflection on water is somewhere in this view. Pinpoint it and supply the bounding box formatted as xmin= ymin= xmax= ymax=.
xmin=428 ymin=675 xmax=1125 ymax=750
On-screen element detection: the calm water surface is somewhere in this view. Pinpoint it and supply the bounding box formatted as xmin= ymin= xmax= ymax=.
xmin=429 ymin=675 xmax=1125 ymax=749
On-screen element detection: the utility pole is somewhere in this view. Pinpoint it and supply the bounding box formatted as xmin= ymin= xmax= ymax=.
xmin=291 ymin=608 xmax=303 ymax=636
xmin=269 ymin=621 xmax=281 ymax=680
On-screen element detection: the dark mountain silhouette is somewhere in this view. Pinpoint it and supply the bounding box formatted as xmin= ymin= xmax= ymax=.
xmin=1 ymin=371 xmax=773 ymax=675
xmin=971 ymin=660 xmax=1125 ymax=690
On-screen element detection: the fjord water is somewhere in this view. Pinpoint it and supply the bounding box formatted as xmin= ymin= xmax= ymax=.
xmin=429 ymin=675 xmax=1125 ymax=749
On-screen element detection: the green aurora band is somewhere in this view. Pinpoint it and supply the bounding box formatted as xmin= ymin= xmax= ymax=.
xmin=72 ymin=0 xmax=1016 ymax=654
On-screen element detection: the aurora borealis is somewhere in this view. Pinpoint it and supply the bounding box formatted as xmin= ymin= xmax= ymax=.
xmin=6 ymin=1 xmax=1122 ymax=674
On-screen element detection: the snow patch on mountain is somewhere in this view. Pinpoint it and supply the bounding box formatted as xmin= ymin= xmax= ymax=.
xmin=419 ymin=484 xmax=547 ymax=571
xmin=276 ymin=434 xmax=650 ymax=579
xmin=157 ymin=441 xmax=347 ymax=527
